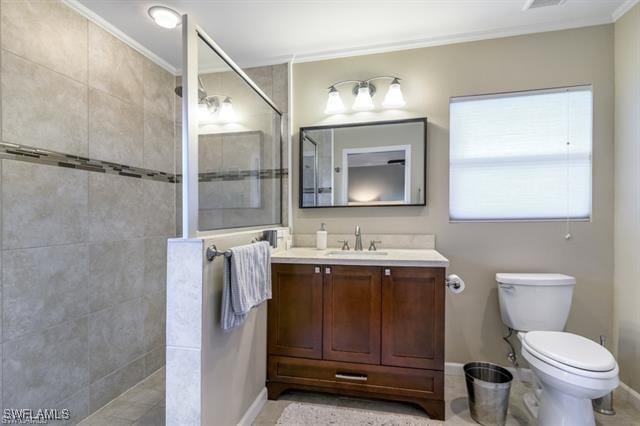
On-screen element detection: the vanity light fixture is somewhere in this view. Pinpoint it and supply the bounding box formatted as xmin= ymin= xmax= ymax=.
xmin=324 ymin=86 xmax=346 ymax=114
xmin=324 ymin=76 xmax=405 ymax=114
xmin=175 ymin=78 xmax=236 ymax=124
xmin=382 ymin=78 xmax=406 ymax=108
xmin=148 ymin=6 xmax=181 ymax=29
xmin=217 ymin=97 xmax=237 ymax=123
xmin=352 ymin=82 xmax=375 ymax=111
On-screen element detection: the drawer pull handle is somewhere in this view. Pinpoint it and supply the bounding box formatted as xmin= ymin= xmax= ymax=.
xmin=335 ymin=373 xmax=367 ymax=382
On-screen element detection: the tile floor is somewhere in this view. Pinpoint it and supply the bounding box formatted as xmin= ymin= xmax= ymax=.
xmin=78 ymin=368 xmax=165 ymax=426
xmin=255 ymin=375 xmax=640 ymax=425
xmin=77 ymin=368 xmax=640 ymax=425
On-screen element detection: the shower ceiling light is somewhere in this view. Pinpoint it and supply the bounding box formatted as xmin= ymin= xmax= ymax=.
xmin=148 ymin=6 xmax=181 ymax=29
xmin=324 ymin=76 xmax=405 ymax=115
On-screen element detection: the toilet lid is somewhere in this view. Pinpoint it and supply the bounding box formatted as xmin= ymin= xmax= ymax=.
xmin=523 ymin=331 xmax=616 ymax=372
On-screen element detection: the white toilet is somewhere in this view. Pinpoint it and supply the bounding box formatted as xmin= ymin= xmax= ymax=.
xmin=496 ymin=273 xmax=619 ymax=426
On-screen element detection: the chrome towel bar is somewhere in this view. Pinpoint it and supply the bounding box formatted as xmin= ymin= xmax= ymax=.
xmin=206 ymin=244 xmax=232 ymax=261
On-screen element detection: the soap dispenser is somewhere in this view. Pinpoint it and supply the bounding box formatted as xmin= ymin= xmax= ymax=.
xmin=316 ymin=223 xmax=327 ymax=250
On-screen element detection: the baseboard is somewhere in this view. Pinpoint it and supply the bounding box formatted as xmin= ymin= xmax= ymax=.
xmin=237 ymin=387 xmax=268 ymax=426
xmin=445 ymin=361 xmax=533 ymax=383
xmin=616 ymin=381 xmax=640 ymax=412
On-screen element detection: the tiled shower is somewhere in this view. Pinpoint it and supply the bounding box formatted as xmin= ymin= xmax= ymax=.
xmin=0 ymin=0 xmax=175 ymax=421
xmin=0 ymin=0 xmax=289 ymax=423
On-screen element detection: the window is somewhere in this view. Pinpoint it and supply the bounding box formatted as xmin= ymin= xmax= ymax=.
xmin=449 ymin=86 xmax=592 ymax=221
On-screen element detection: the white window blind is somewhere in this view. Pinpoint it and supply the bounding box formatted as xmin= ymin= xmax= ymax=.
xmin=449 ymin=86 xmax=592 ymax=221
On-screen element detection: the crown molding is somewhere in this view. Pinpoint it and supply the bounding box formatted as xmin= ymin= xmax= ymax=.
xmin=292 ymin=15 xmax=613 ymax=64
xmin=62 ymin=0 xmax=177 ymax=75
xmin=612 ymin=0 xmax=639 ymax=21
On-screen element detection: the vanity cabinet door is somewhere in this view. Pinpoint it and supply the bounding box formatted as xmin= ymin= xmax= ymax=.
xmin=268 ymin=264 xmax=323 ymax=359
xmin=323 ymin=265 xmax=381 ymax=364
xmin=381 ymin=267 xmax=445 ymax=370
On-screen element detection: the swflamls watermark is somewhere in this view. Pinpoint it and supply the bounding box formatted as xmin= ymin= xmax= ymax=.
xmin=2 ymin=409 xmax=70 ymax=424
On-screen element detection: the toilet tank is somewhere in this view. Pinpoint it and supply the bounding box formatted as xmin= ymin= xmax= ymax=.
xmin=496 ymin=273 xmax=576 ymax=332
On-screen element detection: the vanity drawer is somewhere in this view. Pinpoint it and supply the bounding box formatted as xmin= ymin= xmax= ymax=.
xmin=268 ymin=355 xmax=443 ymax=398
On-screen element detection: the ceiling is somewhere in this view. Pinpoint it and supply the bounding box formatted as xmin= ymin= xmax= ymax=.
xmin=69 ymin=0 xmax=631 ymax=74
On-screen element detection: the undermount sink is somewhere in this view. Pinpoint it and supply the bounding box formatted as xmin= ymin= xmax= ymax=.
xmin=326 ymin=250 xmax=388 ymax=256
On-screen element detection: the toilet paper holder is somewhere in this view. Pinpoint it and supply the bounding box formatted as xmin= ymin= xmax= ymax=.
xmin=445 ymin=274 xmax=465 ymax=294
xmin=446 ymin=277 xmax=462 ymax=290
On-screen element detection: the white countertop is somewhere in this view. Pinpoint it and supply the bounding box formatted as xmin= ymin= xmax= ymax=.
xmin=272 ymin=247 xmax=449 ymax=268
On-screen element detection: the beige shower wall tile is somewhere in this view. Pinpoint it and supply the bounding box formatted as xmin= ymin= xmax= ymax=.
xmin=1 ymin=0 xmax=88 ymax=82
xmin=198 ymin=133 xmax=222 ymax=173
xmin=272 ymin=63 xmax=289 ymax=113
xmin=88 ymin=299 xmax=145 ymax=382
xmin=144 ymin=110 xmax=174 ymax=173
xmin=1 ymin=50 xmax=88 ymax=155
xmin=144 ymin=58 xmax=174 ymax=122
xmin=89 ymin=89 xmax=144 ymax=167
xmin=88 ymin=172 xmax=144 ymax=243
xmin=143 ymin=180 xmax=175 ymax=238
xmin=89 ymin=239 xmax=145 ymax=313
xmin=3 ymin=244 xmax=89 ymax=340
xmin=2 ymin=160 xmax=88 ymax=249
xmin=89 ymin=22 xmax=144 ymax=105
xmin=3 ymin=317 xmax=89 ymax=409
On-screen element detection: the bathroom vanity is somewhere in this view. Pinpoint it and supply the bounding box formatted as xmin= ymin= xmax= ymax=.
xmin=267 ymin=248 xmax=449 ymax=420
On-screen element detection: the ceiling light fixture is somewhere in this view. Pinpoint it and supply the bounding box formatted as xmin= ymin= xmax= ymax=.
xmin=324 ymin=76 xmax=405 ymax=115
xmin=148 ymin=6 xmax=181 ymax=29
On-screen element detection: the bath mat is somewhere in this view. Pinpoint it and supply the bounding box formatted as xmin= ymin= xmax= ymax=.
xmin=275 ymin=402 xmax=439 ymax=425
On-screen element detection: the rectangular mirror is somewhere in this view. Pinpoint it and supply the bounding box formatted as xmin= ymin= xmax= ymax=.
xmin=300 ymin=118 xmax=426 ymax=208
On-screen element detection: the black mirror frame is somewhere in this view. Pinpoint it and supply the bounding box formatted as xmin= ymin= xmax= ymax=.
xmin=298 ymin=117 xmax=428 ymax=209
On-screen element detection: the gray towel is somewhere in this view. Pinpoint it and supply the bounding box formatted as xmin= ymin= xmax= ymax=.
xmin=221 ymin=241 xmax=272 ymax=330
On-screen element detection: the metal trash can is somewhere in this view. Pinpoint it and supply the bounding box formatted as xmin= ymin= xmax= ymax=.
xmin=464 ymin=362 xmax=513 ymax=426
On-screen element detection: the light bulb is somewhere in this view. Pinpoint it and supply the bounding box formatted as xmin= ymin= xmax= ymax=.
xmin=148 ymin=6 xmax=180 ymax=29
xmin=218 ymin=97 xmax=236 ymax=123
xmin=352 ymin=84 xmax=374 ymax=111
xmin=198 ymin=103 xmax=213 ymax=122
xmin=324 ymin=86 xmax=345 ymax=114
xmin=382 ymin=78 xmax=406 ymax=109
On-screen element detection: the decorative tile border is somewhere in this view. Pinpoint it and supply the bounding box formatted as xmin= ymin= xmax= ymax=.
xmin=195 ymin=169 xmax=288 ymax=183
xmin=302 ymin=186 xmax=331 ymax=194
xmin=0 ymin=141 xmax=176 ymax=183
xmin=0 ymin=141 xmax=288 ymax=184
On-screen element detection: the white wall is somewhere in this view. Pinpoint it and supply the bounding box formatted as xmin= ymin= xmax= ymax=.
xmin=613 ymin=2 xmax=640 ymax=393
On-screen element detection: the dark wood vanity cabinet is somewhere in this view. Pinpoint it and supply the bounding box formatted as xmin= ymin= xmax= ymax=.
xmin=323 ymin=265 xmax=381 ymax=364
xmin=268 ymin=264 xmax=323 ymax=359
xmin=267 ymin=263 xmax=445 ymax=420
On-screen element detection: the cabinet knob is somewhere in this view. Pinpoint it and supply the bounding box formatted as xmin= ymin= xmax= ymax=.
xmin=314 ymin=266 xmax=320 ymax=274
xmin=325 ymin=267 xmax=331 ymax=274
xmin=384 ymin=268 xmax=391 ymax=276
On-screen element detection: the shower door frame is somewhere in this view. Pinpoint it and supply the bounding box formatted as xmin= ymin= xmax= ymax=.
xmin=181 ymin=14 xmax=285 ymax=238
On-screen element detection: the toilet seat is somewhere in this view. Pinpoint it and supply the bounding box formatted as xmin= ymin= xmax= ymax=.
xmin=522 ymin=331 xmax=618 ymax=379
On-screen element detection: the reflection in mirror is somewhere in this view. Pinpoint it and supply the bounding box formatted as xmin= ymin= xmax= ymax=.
xmin=181 ymin=35 xmax=283 ymax=231
xmin=300 ymin=118 xmax=426 ymax=208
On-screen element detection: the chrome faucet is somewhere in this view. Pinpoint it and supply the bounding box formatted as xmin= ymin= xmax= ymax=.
xmin=354 ymin=225 xmax=363 ymax=251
